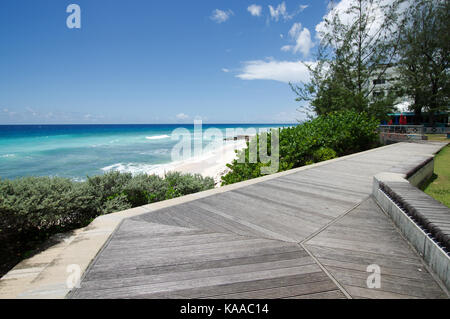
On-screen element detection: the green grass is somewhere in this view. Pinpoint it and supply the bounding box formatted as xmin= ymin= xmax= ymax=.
xmin=421 ymin=145 xmax=450 ymax=208
xmin=426 ymin=134 xmax=449 ymax=142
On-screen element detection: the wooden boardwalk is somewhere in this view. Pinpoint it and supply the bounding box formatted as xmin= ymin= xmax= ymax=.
xmin=70 ymin=142 xmax=449 ymax=299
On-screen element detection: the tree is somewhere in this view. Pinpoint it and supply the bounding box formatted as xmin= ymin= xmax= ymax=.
xmin=291 ymin=0 xmax=403 ymax=120
xmin=396 ymin=0 xmax=450 ymax=125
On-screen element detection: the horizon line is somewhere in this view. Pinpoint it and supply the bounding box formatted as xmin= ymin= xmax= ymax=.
xmin=0 ymin=122 xmax=299 ymax=126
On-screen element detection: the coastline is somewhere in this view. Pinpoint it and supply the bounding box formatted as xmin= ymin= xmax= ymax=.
xmin=1 ymin=124 xmax=288 ymax=181
xmin=144 ymin=139 xmax=248 ymax=187
xmin=102 ymin=139 xmax=249 ymax=187
xmin=169 ymin=140 xmax=248 ymax=186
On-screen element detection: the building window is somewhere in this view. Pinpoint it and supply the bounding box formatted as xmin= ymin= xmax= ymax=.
xmin=373 ymin=79 xmax=386 ymax=85
xmin=373 ymin=91 xmax=384 ymax=98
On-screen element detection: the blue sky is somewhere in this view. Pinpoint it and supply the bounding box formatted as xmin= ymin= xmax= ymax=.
xmin=0 ymin=0 xmax=330 ymax=124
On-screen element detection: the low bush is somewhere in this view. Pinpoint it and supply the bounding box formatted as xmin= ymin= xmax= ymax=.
xmin=0 ymin=172 xmax=214 ymax=275
xmin=221 ymin=110 xmax=379 ymax=185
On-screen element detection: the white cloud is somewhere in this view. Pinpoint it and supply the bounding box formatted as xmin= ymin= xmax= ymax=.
xmin=315 ymin=0 xmax=403 ymax=43
xmin=268 ymin=2 xmax=290 ymax=21
xmin=247 ymin=4 xmax=262 ymax=17
xmin=210 ymin=9 xmax=234 ymax=24
xmin=295 ymin=28 xmax=313 ymax=56
xmin=236 ymin=59 xmax=315 ymax=83
xmin=282 ymin=23 xmax=314 ymax=57
xmin=0 ymin=108 xmax=108 ymax=123
xmin=299 ymin=4 xmax=309 ymax=12
xmin=268 ymin=2 xmax=307 ymax=22
xmin=288 ymin=22 xmax=302 ymax=38
xmin=1 ymin=108 xmax=17 ymax=116
xmin=25 ymin=107 xmax=38 ymax=116
xmin=176 ymin=113 xmax=189 ymax=120
xmin=222 ymin=68 xmax=230 ymax=73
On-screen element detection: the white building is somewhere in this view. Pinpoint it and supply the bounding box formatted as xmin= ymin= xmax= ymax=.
xmin=367 ymin=64 xmax=412 ymax=112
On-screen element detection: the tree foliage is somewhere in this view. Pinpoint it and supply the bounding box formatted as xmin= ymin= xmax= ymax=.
xmin=221 ymin=110 xmax=379 ymax=185
xmin=396 ymin=0 xmax=450 ymax=123
xmin=291 ymin=0 xmax=404 ymax=120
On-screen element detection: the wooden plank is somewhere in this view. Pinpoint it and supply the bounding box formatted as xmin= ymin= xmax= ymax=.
xmin=286 ymin=290 xmax=347 ymax=299
xmin=88 ymin=242 xmax=302 ymax=272
xmin=233 ymin=186 xmax=335 ymax=220
xmin=96 ymin=237 xmax=283 ymax=262
xmin=305 ymin=244 xmax=424 ymax=268
xmin=305 ymin=197 xmax=447 ymax=299
xmin=326 ymin=265 xmax=443 ymax=291
xmin=84 ymin=250 xmax=310 ymax=282
xmin=192 ymin=200 xmax=299 ymax=242
xmin=344 ymin=285 xmax=419 ymax=299
xmin=202 ymin=280 xmax=338 ymax=299
xmin=197 ymin=193 xmax=319 ymax=239
xmin=81 ymin=257 xmax=318 ymax=291
xmin=329 ymin=270 xmax=446 ymax=299
xmin=72 ymin=264 xmax=324 ymax=299
xmin=127 ymin=272 xmax=331 ymax=299
xmin=314 ymin=257 xmax=433 ymax=281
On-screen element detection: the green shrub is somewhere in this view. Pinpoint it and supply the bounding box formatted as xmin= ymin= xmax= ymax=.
xmin=85 ymin=171 xmax=133 ymax=203
xmin=164 ymin=172 xmax=214 ymax=196
xmin=0 ymin=177 xmax=98 ymax=274
xmin=0 ymin=171 xmax=214 ymax=238
xmin=222 ymin=110 xmax=379 ymax=185
xmin=0 ymin=177 xmax=97 ymax=234
xmin=102 ymin=194 xmax=132 ymax=214
xmin=0 ymin=171 xmax=215 ymax=273
xmin=306 ymin=147 xmax=338 ymax=165
xmin=122 ymin=174 xmax=168 ymax=206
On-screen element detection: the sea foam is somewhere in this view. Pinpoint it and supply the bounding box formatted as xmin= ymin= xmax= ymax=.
xmin=145 ymin=135 xmax=170 ymax=140
xmin=101 ymin=162 xmax=171 ymax=176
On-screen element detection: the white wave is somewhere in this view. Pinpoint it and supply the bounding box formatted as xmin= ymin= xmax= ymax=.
xmin=139 ymin=149 xmax=170 ymax=155
xmin=1 ymin=154 xmax=16 ymax=158
xmin=145 ymin=135 xmax=170 ymax=140
xmin=101 ymin=139 xmax=248 ymax=178
xmin=101 ymin=162 xmax=170 ymax=176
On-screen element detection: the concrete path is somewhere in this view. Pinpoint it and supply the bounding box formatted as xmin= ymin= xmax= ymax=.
xmin=68 ymin=142 xmax=449 ymax=299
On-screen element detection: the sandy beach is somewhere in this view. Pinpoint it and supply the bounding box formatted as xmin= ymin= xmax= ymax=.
xmin=148 ymin=139 xmax=248 ymax=187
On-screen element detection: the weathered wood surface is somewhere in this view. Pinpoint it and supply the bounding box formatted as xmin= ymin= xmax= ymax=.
xmin=305 ymin=198 xmax=447 ymax=299
xmin=70 ymin=142 xmax=448 ymax=299
xmin=380 ymin=181 xmax=450 ymax=250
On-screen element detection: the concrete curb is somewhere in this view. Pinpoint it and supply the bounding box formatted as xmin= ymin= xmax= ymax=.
xmin=372 ymin=145 xmax=450 ymax=291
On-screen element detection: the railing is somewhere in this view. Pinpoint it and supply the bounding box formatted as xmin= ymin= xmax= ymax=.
xmin=378 ymin=125 xmax=428 ymax=143
xmin=424 ymin=126 xmax=449 ymax=134
xmin=378 ymin=125 xmax=425 ymax=135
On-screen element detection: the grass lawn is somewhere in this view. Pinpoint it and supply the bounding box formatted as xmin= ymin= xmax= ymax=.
xmin=421 ymin=144 xmax=450 ymax=208
xmin=426 ymin=134 xmax=449 ymax=142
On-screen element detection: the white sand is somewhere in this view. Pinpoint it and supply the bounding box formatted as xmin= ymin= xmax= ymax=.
xmin=152 ymin=140 xmax=248 ymax=187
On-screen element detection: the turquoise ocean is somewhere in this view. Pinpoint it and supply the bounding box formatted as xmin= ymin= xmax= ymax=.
xmin=0 ymin=124 xmax=293 ymax=180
